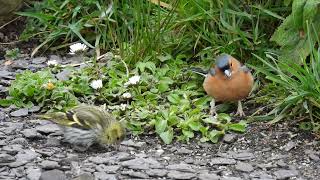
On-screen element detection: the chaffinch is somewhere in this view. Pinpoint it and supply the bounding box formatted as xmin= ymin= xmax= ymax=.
xmin=191 ymin=54 xmax=254 ymax=116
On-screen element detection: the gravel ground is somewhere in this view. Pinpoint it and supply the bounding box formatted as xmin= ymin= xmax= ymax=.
xmin=0 ymin=54 xmax=319 ymax=180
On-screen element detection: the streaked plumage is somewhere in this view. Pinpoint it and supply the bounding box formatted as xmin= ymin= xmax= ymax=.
xmin=37 ymin=105 xmax=125 ymax=149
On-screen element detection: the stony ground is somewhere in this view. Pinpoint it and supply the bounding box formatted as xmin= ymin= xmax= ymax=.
xmin=0 ymin=54 xmax=319 ymax=180
xmin=1 ymin=19 xmax=320 ymax=180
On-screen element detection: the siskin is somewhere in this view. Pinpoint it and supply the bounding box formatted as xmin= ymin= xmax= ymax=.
xmin=37 ymin=105 xmax=125 ymax=150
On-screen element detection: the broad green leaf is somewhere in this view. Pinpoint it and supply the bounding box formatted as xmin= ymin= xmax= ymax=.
xmin=182 ymin=130 xmax=194 ymax=138
xmin=160 ymin=129 xmax=174 ymax=144
xmin=155 ymin=119 xmax=167 ymax=134
xmin=167 ymin=94 xmax=180 ymax=104
xmin=209 ymin=130 xmax=224 ymax=143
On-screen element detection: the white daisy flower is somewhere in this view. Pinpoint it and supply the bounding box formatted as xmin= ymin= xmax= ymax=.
xmin=47 ymin=60 xmax=58 ymax=66
xmin=122 ymin=92 xmax=132 ymax=99
xmin=69 ymin=43 xmax=88 ymax=55
xmin=90 ymin=79 xmax=103 ymax=89
xmin=119 ymin=104 xmax=127 ymax=111
xmin=124 ymin=75 xmax=140 ymax=87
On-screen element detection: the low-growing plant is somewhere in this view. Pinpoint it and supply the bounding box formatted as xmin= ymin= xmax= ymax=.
xmin=5 ymin=48 xmax=20 ymax=60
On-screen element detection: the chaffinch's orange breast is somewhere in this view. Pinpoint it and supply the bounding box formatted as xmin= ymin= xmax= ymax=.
xmin=203 ymin=69 xmax=253 ymax=102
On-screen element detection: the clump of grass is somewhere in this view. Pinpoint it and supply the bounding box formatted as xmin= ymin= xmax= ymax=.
xmin=253 ymin=24 xmax=320 ymax=132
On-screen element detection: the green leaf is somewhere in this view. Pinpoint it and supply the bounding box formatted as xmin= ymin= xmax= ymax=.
xmin=208 ymin=130 xmax=224 ymax=143
xmin=218 ymin=113 xmax=232 ymax=123
xmin=167 ymin=94 xmax=181 ymax=104
xmin=157 ymin=81 xmax=170 ymax=93
xmin=0 ymin=99 xmax=12 ymax=107
xmin=160 ymin=128 xmax=174 ymax=144
xmin=155 ymin=119 xmax=167 ymax=134
xmin=228 ymin=121 xmax=247 ymax=133
xmin=182 ymin=130 xmax=194 ymax=138
xmin=188 ymin=121 xmax=202 ymax=131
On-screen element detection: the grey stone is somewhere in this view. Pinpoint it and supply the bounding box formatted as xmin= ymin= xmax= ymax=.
xmin=10 ymin=108 xmax=28 ymax=117
xmin=167 ymin=163 xmax=195 ymax=172
xmin=120 ymin=140 xmax=146 ymax=148
xmin=167 ymin=170 xmax=196 ymax=179
xmin=145 ymin=169 xmax=167 ymax=177
xmin=45 ymin=137 xmax=61 ymax=147
xmin=26 ymin=167 xmax=41 ymax=180
xmin=0 ymin=153 xmax=15 ymax=163
xmin=232 ymin=152 xmax=255 ymax=160
xmin=308 ymin=153 xmax=319 ymax=161
xmin=0 ymin=111 xmax=6 ymax=121
xmin=235 ymin=162 xmax=254 ymax=172
xmin=198 ymin=172 xmax=220 ymax=180
xmin=40 ymin=160 xmax=60 ymax=169
xmin=10 ymin=167 xmax=25 ymax=177
xmin=121 ymin=158 xmax=162 ymax=170
xmin=283 ymin=141 xmax=296 ymax=151
xmin=36 ymin=124 xmax=61 ymax=134
xmin=273 ymin=169 xmax=299 ymax=179
xmin=223 ymin=134 xmax=237 ymax=143
xmin=12 ymin=60 xmax=29 ymax=69
xmin=72 ymin=173 xmax=94 ymax=180
xmin=2 ymin=144 xmax=23 ymax=154
xmin=8 ymin=160 xmax=28 ymax=167
xmin=16 ymin=149 xmax=40 ymax=162
xmin=56 ymin=69 xmax=71 ymax=81
xmin=94 ymin=172 xmax=117 ymax=180
xmin=28 ymin=106 xmax=41 ymax=113
xmin=121 ymin=170 xmax=149 ymax=179
xmin=10 ymin=137 xmax=28 ymax=145
xmin=22 ymin=129 xmax=42 ymax=139
xmin=95 ymin=164 xmax=120 ymax=173
xmin=88 ymin=156 xmax=109 ymax=164
xmin=177 ymin=147 xmax=192 ymax=154
xmin=210 ymin=158 xmax=236 ymax=165
xmin=0 ymin=70 xmax=14 ymax=79
xmin=32 ymin=57 xmax=47 ymax=64
xmin=220 ymin=177 xmax=243 ymax=180
xmin=40 ymin=170 xmax=67 ymax=180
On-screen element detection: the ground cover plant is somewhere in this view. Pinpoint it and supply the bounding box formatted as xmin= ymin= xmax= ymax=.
xmin=1 ymin=0 xmax=319 ymax=143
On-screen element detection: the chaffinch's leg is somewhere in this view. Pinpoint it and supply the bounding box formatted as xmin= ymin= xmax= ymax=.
xmin=235 ymin=100 xmax=245 ymax=116
xmin=209 ymin=99 xmax=216 ymax=116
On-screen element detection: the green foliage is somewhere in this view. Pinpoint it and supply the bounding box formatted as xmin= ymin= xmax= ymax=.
xmin=5 ymin=48 xmax=20 ymax=60
xmin=0 ymin=69 xmax=78 ymax=110
xmin=253 ymin=46 xmax=320 ymax=132
xmin=271 ymin=0 xmax=320 ymax=62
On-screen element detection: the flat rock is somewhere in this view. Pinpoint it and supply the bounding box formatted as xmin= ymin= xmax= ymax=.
xmin=36 ymin=124 xmax=61 ymax=134
xmin=40 ymin=160 xmax=60 ymax=169
xmin=22 ymin=128 xmax=42 ymax=139
xmin=94 ymin=172 xmax=117 ymax=180
xmin=273 ymin=169 xmax=299 ymax=179
xmin=232 ymin=152 xmax=255 ymax=160
xmin=167 ymin=163 xmax=195 ymax=172
xmin=40 ymin=169 xmax=67 ymax=180
xmin=73 ymin=173 xmax=94 ymax=180
xmin=88 ymin=156 xmax=109 ymax=164
xmin=2 ymin=144 xmax=23 ymax=154
xmin=0 ymin=70 xmax=14 ymax=79
xmin=0 ymin=153 xmax=15 ymax=163
xmin=121 ymin=158 xmax=162 ymax=170
xmin=26 ymin=167 xmax=42 ymax=180
xmin=145 ymin=169 xmax=168 ymax=177
xmin=198 ymin=172 xmax=220 ymax=180
xmin=95 ymin=164 xmax=120 ymax=173
xmin=120 ymin=139 xmax=146 ymax=148
xmin=28 ymin=106 xmax=41 ymax=113
xmin=32 ymin=57 xmax=47 ymax=64
xmin=167 ymin=170 xmax=196 ymax=179
xmin=210 ymin=158 xmax=236 ymax=165
xmin=121 ymin=170 xmax=149 ymax=179
xmin=15 ymin=149 xmax=40 ymax=162
xmin=235 ymin=162 xmax=254 ymax=172
xmin=223 ymin=134 xmax=237 ymax=143
xmin=10 ymin=108 xmax=28 ymax=117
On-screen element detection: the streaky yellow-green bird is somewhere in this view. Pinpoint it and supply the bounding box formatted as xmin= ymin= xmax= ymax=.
xmin=37 ymin=105 xmax=125 ymax=149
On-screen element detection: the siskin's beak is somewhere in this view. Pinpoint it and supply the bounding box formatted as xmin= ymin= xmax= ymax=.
xmin=224 ymin=69 xmax=232 ymax=78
